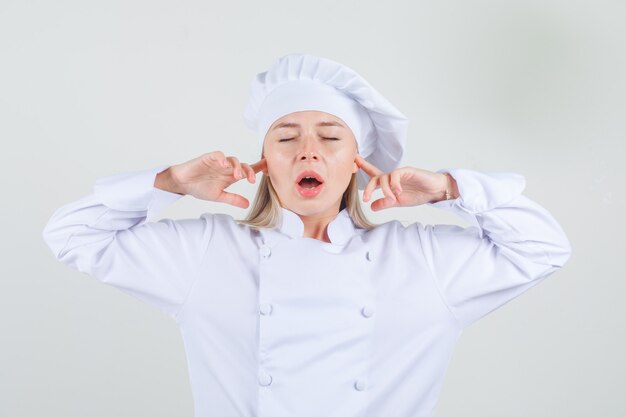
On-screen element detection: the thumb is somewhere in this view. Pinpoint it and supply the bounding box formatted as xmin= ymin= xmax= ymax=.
xmin=216 ymin=191 xmax=250 ymax=209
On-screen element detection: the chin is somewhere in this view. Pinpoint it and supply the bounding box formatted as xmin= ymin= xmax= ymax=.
xmin=290 ymin=201 xmax=339 ymax=215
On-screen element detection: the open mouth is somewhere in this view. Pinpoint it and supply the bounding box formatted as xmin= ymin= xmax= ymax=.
xmin=295 ymin=170 xmax=325 ymax=197
xmin=298 ymin=177 xmax=323 ymax=189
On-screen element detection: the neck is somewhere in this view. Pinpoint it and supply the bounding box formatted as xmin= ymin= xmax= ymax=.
xmin=293 ymin=203 xmax=341 ymax=243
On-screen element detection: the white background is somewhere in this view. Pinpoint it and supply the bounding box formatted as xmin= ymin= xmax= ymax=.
xmin=1 ymin=0 xmax=624 ymax=415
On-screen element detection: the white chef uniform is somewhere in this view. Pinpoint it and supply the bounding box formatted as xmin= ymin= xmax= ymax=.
xmin=42 ymin=163 xmax=571 ymax=417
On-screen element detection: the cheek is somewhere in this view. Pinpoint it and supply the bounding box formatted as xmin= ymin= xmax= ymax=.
xmin=329 ymin=152 xmax=356 ymax=174
xmin=266 ymin=156 xmax=291 ymax=186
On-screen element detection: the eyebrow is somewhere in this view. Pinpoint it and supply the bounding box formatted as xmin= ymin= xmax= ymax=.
xmin=271 ymin=121 xmax=345 ymax=130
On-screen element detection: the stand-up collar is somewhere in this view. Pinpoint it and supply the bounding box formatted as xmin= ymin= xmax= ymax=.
xmin=277 ymin=207 xmax=356 ymax=246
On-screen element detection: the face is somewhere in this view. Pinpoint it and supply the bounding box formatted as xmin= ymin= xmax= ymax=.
xmin=261 ymin=110 xmax=359 ymax=217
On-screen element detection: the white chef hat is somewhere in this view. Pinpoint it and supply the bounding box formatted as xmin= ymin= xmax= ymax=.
xmin=243 ymin=53 xmax=409 ymax=190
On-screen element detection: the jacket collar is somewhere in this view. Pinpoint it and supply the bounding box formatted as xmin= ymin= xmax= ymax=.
xmin=277 ymin=207 xmax=356 ymax=246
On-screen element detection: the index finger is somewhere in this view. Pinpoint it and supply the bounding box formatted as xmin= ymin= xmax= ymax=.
xmin=249 ymin=158 xmax=267 ymax=173
xmin=355 ymin=154 xmax=384 ymax=177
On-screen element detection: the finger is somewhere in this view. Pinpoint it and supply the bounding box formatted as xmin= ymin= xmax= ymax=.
xmin=371 ymin=195 xmax=397 ymax=211
xmin=355 ymin=154 xmax=384 ymax=177
xmin=216 ymin=190 xmax=250 ymax=209
xmin=363 ymin=175 xmax=379 ymax=202
xmin=249 ymin=158 xmax=267 ymax=174
xmin=241 ymin=163 xmax=256 ymax=184
xmin=390 ymin=170 xmax=403 ymax=196
xmin=226 ymin=156 xmax=244 ymax=180
xmin=379 ymin=174 xmax=397 ymax=203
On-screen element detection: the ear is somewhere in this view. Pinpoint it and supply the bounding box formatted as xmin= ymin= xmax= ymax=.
xmin=352 ymin=154 xmax=359 ymax=174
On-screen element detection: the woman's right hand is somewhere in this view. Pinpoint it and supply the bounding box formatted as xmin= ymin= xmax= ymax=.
xmin=155 ymin=151 xmax=267 ymax=208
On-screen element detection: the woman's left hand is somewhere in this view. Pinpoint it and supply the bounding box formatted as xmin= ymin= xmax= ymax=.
xmin=355 ymin=154 xmax=459 ymax=211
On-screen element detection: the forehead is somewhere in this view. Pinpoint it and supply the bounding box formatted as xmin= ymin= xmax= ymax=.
xmin=270 ymin=110 xmax=345 ymax=128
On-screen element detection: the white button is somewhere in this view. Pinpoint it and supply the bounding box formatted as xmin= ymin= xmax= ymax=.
xmin=354 ymin=379 xmax=367 ymax=391
xmin=259 ymin=245 xmax=271 ymax=258
xmin=365 ymin=251 xmax=373 ymax=261
xmin=259 ymin=371 xmax=273 ymax=386
xmin=361 ymin=306 xmax=375 ymax=318
xmin=259 ymin=303 xmax=273 ymax=316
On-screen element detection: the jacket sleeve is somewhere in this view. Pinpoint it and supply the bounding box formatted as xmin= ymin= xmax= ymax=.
xmin=412 ymin=168 xmax=572 ymax=328
xmin=42 ymin=164 xmax=214 ymax=321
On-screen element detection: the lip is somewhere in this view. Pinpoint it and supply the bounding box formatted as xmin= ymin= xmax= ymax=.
xmin=296 ymin=181 xmax=324 ymax=198
xmin=295 ymin=170 xmax=325 ymax=184
xmin=294 ymin=169 xmax=325 ymax=198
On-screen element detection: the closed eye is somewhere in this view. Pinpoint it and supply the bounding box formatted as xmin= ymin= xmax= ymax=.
xmin=278 ymin=137 xmax=340 ymax=142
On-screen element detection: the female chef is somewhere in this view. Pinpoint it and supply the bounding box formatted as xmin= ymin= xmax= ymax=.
xmin=42 ymin=53 xmax=572 ymax=417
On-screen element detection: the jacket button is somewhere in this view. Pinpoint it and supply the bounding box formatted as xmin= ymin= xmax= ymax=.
xmin=259 ymin=245 xmax=271 ymax=258
xmin=365 ymin=251 xmax=373 ymax=261
xmin=354 ymin=379 xmax=367 ymax=391
xmin=361 ymin=306 xmax=375 ymax=318
xmin=259 ymin=303 xmax=273 ymax=316
xmin=259 ymin=371 xmax=273 ymax=386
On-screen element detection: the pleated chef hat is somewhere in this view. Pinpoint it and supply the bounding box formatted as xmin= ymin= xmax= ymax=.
xmin=243 ymin=53 xmax=409 ymax=190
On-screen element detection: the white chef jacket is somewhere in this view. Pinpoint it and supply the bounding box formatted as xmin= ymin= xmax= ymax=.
xmin=42 ymin=165 xmax=571 ymax=417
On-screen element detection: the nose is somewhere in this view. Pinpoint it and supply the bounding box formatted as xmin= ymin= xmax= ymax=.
xmin=298 ymin=138 xmax=319 ymax=161
xmin=299 ymin=151 xmax=318 ymax=161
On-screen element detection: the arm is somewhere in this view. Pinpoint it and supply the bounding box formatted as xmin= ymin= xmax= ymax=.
xmin=42 ymin=165 xmax=214 ymax=321
xmin=413 ymin=168 xmax=572 ymax=328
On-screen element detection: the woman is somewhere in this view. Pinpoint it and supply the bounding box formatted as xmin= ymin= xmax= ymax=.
xmin=42 ymin=53 xmax=571 ymax=417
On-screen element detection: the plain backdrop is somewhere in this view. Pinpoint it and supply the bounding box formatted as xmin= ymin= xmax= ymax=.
xmin=1 ymin=0 xmax=624 ymax=416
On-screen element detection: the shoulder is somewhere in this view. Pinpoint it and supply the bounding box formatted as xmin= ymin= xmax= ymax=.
xmin=199 ymin=211 xmax=261 ymax=240
xmin=360 ymin=217 xmax=477 ymax=248
xmin=360 ymin=218 xmax=424 ymax=245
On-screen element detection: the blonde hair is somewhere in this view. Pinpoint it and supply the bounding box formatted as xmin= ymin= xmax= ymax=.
xmin=236 ymin=170 xmax=378 ymax=231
